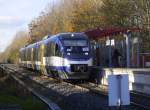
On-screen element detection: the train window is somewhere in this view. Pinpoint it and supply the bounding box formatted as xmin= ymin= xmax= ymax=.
xmin=24 ymin=52 xmax=25 ymax=61
xmin=39 ymin=44 xmax=43 ymax=60
xmin=46 ymin=43 xmax=50 ymax=56
xmin=55 ymin=44 xmax=61 ymax=57
xmin=47 ymin=42 xmax=55 ymax=56
xmin=29 ymin=48 xmax=31 ymax=61
xmin=45 ymin=42 xmax=58 ymax=57
xmin=37 ymin=46 xmax=41 ymax=61
xmin=24 ymin=49 xmax=27 ymax=61
xmin=35 ymin=47 xmax=38 ymax=61
xmin=32 ymin=48 xmax=36 ymax=61
xmin=21 ymin=51 xmax=23 ymax=61
xmin=28 ymin=49 xmax=30 ymax=61
xmin=22 ymin=51 xmax=24 ymax=61
xmin=28 ymin=48 xmax=32 ymax=61
xmin=63 ymin=40 xmax=88 ymax=46
xmin=35 ymin=47 xmax=37 ymax=61
xmin=19 ymin=52 xmax=22 ymax=60
xmin=45 ymin=44 xmax=51 ymax=57
xmin=45 ymin=45 xmax=47 ymax=57
xmin=32 ymin=48 xmax=34 ymax=61
xmin=26 ymin=49 xmax=28 ymax=61
xmin=24 ymin=50 xmax=26 ymax=61
xmin=51 ymin=42 xmax=55 ymax=56
xmin=43 ymin=44 xmax=47 ymax=57
xmin=55 ymin=44 xmax=58 ymax=56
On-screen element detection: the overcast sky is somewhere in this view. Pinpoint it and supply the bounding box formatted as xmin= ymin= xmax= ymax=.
xmin=0 ymin=0 xmax=52 ymax=52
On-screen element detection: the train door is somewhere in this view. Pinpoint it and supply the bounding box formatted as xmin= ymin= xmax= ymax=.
xmin=31 ymin=48 xmax=34 ymax=70
xmin=54 ymin=43 xmax=64 ymax=78
xmin=37 ymin=44 xmax=41 ymax=71
xmin=35 ymin=45 xmax=39 ymax=70
xmin=40 ymin=43 xmax=48 ymax=75
xmin=55 ymin=43 xmax=63 ymax=66
xmin=25 ymin=48 xmax=27 ymax=68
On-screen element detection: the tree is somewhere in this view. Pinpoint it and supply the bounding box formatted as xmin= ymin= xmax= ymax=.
xmin=100 ymin=0 xmax=135 ymax=27
xmin=71 ymin=0 xmax=103 ymax=31
xmin=0 ymin=31 xmax=28 ymax=63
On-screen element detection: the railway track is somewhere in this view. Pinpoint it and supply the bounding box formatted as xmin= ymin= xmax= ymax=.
xmin=0 ymin=64 xmax=61 ymax=110
xmin=0 ymin=64 xmax=108 ymax=110
xmin=1 ymin=64 xmax=150 ymax=110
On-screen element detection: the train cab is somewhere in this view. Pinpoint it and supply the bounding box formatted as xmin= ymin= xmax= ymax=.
xmin=43 ymin=33 xmax=93 ymax=79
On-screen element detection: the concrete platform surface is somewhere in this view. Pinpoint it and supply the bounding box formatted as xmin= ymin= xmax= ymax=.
xmin=101 ymin=68 xmax=150 ymax=94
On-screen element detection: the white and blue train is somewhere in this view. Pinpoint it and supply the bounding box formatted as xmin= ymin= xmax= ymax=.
xmin=19 ymin=33 xmax=93 ymax=79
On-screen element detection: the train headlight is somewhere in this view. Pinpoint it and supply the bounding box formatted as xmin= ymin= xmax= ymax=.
xmin=67 ymin=52 xmax=71 ymax=55
xmin=85 ymin=52 xmax=88 ymax=55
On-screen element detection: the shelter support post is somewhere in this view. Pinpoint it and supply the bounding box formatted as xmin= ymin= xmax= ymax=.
xmin=137 ymin=32 xmax=140 ymax=67
xmin=109 ymin=37 xmax=112 ymax=67
xmin=124 ymin=32 xmax=131 ymax=68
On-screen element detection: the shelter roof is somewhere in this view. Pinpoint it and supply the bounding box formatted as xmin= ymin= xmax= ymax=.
xmin=84 ymin=27 xmax=141 ymax=40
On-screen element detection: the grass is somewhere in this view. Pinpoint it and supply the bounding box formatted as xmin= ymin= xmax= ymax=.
xmin=0 ymin=94 xmax=46 ymax=110
xmin=0 ymin=77 xmax=46 ymax=110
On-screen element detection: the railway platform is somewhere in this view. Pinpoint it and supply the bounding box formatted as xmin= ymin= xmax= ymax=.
xmin=100 ymin=68 xmax=150 ymax=94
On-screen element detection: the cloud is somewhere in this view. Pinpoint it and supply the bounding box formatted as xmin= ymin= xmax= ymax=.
xmin=0 ymin=0 xmax=50 ymax=52
xmin=0 ymin=16 xmax=20 ymax=21
xmin=0 ymin=16 xmax=27 ymax=29
xmin=0 ymin=16 xmax=27 ymax=52
xmin=0 ymin=26 xmax=25 ymax=52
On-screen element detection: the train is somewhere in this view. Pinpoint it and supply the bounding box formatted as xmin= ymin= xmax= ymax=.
xmin=19 ymin=33 xmax=93 ymax=79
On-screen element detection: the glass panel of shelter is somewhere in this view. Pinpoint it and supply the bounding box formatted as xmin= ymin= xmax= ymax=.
xmin=92 ymin=37 xmax=127 ymax=68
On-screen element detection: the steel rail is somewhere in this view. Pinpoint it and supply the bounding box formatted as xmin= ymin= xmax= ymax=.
xmin=2 ymin=64 xmax=150 ymax=110
xmin=0 ymin=64 xmax=61 ymax=110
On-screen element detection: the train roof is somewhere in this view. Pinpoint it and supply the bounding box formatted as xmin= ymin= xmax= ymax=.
xmin=26 ymin=42 xmax=36 ymax=48
xmin=42 ymin=33 xmax=88 ymax=44
xmin=20 ymin=33 xmax=89 ymax=50
xmin=46 ymin=32 xmax=88 ymax=40
xmin=57 ymin=33 xmax=88 ymax=39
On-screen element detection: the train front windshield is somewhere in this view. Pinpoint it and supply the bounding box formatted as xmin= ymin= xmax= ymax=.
xmin=63 ymin=40 xmax=88 ymax=47
xmin=62 ymin=39 xmax=90 ymax=56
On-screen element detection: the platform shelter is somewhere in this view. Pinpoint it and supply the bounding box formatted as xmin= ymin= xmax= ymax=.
xmin=84 ymin=27 xmax=141 ymax=68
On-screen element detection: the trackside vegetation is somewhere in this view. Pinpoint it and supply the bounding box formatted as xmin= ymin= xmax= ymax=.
xmin=0 ymin=76 xmax=46 ymax=110
xmin=0 ymin=0 xmax=150 ymax=63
